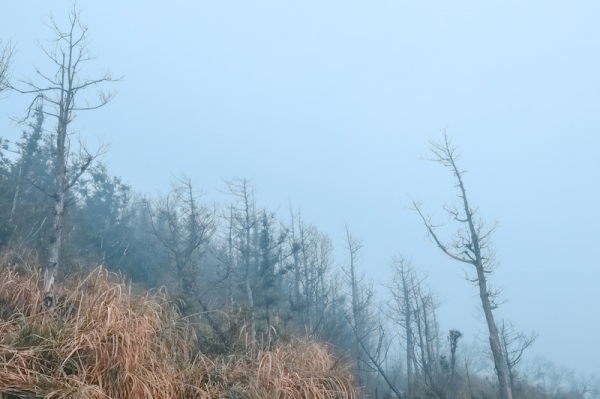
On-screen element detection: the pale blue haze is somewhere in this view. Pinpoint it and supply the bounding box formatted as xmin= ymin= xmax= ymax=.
xmin=2 ymin=1 xmax=599 ymax=374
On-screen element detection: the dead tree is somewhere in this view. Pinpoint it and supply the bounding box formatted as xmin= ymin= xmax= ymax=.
xmin=388 ymin=256 xmax=418 ymax=397
xmin=288 ymin=208 xmax=335 ymax=336
xmin=0 ymin=39 xmax=15 ymax=95
xmin=413 ymin=132 xmax=513 ymax=399
xmin=448 ymin=329 xmax=463 ymax=399
xmin=147 ymin=176 xmax=216 ymax=293
xmin=10 ymin=5 xmax=118 ymax=308
xmin=223 ymin=177 xmax=259 ymax=350
xmin=351 ymin=316 xmax=404 ymax=399
xmin=499 ymin=319 xmax=538 ymax=393
xmin=287 ymin=210 xmax=339 ymax=342
xmin=146 ymin=176 xmax=229 ymax=345
xmin=342 ymin=224 xmax=370 ymax=387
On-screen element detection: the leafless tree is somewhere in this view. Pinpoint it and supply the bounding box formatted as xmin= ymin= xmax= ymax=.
xmin=572 ymin=375 xmax=600 ymax=399
xmin=10 ymin=5 xmax=118 ymax=309
xmin=287 ymin=207 xmax=339 ymax=339
xmin=147 ymin=176 xmax=227 ymax=344
xmin=413 ymin=132 xmax=513 ymax=399
xmin=387 ymin=256 xmax=418 ymax=397
xmin=388 ymin=257 xmax=446 ymax=398
xmin=411 ymin=281 xmax=440 ymax=389
xmin=341 ymin=229 xmax=401 ymax=397
xmin=306 ymin=231 xmax=340 ymax=339
xmin=223 ymin=177 xmax=259 ymax=350
xmin=351 ymin=315 xmax=404 ymax=399
xmin=448 ymin=329 xmax=464 ymax=399
xmin=527 ymin=357 xmax=574 ymax=399
xmin=499 ymin=319 xmax=538 ymax=393
xmin=342 ymin=224 xmax=371 ymax=386
xmin=213 ymin=203 xmax=238 ymax=312
xmin=296 ymin=212 xmax=315 ymax=331
xmin=0 ymin=39 xmax=15 ymax=95
xmin=147 ymin=176 xmax=216 ymax=293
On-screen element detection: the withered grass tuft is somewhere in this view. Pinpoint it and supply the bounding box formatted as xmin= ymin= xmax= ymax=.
xmin=0 ymin=251 xmax=359 ymax=399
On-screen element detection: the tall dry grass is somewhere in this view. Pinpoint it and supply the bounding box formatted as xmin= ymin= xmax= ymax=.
xmin=0 ymin=250 xmax=360 ymax=399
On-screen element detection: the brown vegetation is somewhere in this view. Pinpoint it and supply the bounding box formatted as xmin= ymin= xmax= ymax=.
xmin=0 ymin=250 xmax=359 ymax=399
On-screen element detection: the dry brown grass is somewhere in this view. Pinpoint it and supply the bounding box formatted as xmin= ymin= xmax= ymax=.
xmin=0 ymin=250 xmax=360 ymax=399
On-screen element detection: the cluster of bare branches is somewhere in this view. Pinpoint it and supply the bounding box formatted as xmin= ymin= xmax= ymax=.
xmin=5 ymin=5 xmax=120 ymax=309
xmin=0 ymin=39 xmax=15 ymax=95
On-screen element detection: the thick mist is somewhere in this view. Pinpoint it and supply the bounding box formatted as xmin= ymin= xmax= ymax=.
xmin=1 ymin=2 xmax=599 ymax=397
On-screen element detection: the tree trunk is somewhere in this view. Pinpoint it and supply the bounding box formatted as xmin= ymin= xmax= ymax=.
xmin=403 ymin=274 xmax=414 ymax=397
xmin=299 ymin=221 xmax=312 ymax=332
xmin=462 ymin=189 xmax=512 ymax=399
xmin=43 ymin=103 xmax=69 ymax=309
xmin=476 ymin=265 xmax=512 ymax=399
xmin=9 ymin=165 xmax=22 ymax=223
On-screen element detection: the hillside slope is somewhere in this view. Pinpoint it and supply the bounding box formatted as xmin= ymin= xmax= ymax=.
xmin=0 ymin=251 xmax=359 ymax=399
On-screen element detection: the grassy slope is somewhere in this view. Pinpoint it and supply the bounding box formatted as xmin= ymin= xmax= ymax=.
xmin=0 ymin=251 xmax=359 ymax=399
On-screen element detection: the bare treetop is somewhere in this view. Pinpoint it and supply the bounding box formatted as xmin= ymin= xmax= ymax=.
xmin=11 ymin=4 xmax=119 ymax=123
xmin=0 ymin=39 xmax=15 ymax=96
xmin=414 ymin=131 xmax=499 ymax=276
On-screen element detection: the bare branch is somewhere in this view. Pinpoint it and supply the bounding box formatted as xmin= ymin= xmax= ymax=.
xmin=0 ymin=39 xmax=16 ymax=95
xmin=412 ymin=199 xmax=473 ymax=264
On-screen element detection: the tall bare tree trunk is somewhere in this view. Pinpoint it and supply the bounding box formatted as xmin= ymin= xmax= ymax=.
xmin=11 ymin=5 xmax=118 ymax=309
xmin=403 ymin=272 xmax=415 ymax=397
xmin=476 ymin=264 xmax=511 ymax=397
xmin=299 ymin=217 xmax=312 ymax=332
xmin=344 ymin=225 xmax=366 ymax=387
xmin=414 ymin=132 xmax=513 ymax=399
xmin=9 ymin=165 xmax=22 ymax=223
xmin=43 ymin=79 xmax=70 ymax=308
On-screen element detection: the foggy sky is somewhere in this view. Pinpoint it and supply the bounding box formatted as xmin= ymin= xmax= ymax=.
xmin=2 ymin=1 xmax=599 ymax=374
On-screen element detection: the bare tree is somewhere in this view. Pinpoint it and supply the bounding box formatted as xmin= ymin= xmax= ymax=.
xmin=413 ymin=132 xmax=513 ymax=399
xmin=388 ymin=257 xmax=446 ymax=398
xmin=285 ymin=210 xmax=345 ymax=345
xmin=500 ymin=319 xmax=538 ymax=394
xmin=287 ymin=208 xmax=338 ymax=338
xmin=411 ymin=280 xmax=440 ymax=389
xmin=213 ymin=203 xmax=238 ymax=312
xmin=351 ymin=316 xmax=404 ymax=399
xmin=223 ymin=177 xmax=259 ymax=350
xmin=572 ymin=375 xmax=600 ymax=399
xmin=10 ymin=5 xmax=118 ymax=308
xmin=341 ymin=229 xmax=402 ymax=398
xmin=528 ymin=357 xmax=574 ymax=399
xmin=147 ymin=176 xmax=226 ymax=344
xmin=387 ymin=256 xmax=418 ymax=397
xmin=448 ymin=329 xmax=464 ymax=399
xmin=147 ymin=176 xmax=216 ymax=293
xmin=342 ymin=224 xmax=370 ymax=386
xmin=0 ymin=39 xmax=15 ymax=95
xmin=297 ymin=213 xmax=315 ymax=331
